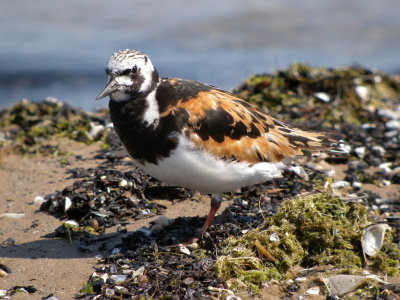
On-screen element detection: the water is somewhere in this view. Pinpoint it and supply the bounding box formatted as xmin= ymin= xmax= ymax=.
xmin=1 ymin=0 xmax=399 ymax=110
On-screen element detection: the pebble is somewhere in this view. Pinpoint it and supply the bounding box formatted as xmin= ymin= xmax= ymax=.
xmin=385 ymin=130 xmax=398 ymax=138
xmin=183 ymin=277 xmax=194 ymax=285
xmin=32 ymin=196 xmax=45 ymax=205
xmin=371 ymin=145 xmax=386 ymax=156
xmin=88 ymin=123 xmax=105 ymax=139
xmin=385 ymin=120 xmax=400 ymax=130
xmin=378 ymin=108 xmax=399 ymax=120
xmin=105 ymin=288 xmax=115 ymax=296
xmin=109 ymin=264 xmax=117 ymax=273
xmin=114 ymin=286 xmax=130 ymax=295
xmin=354 ymin=146 xmax=366 ymax=158
xmin=110 ymin=274 xmax=128 ymax=283
xmin=288 ymin=165 xmax=308 ymax=179
xmin=1 ymin=237 xmax=16 ymax=246
xmin=150 ymin=224 xmax=164 ymax=232
xmin=118 ymin=179 xmax=128 ymax=188
xmin=154 ymin=215 xmax=174 ymax=228
xmin=0 ymin=269 xmax=8 ymax=278
xmin=305 ymin=286 xmax=320 ymax=295
xmin=187 ymin=242 xmax=200 ymax=250
xmin=355 ymin=85 xmax=370 ymax=101
xmin=136 ymin=275 xmax=149 ymax=284
xmin=132 ymin=266 xmax=145 ymax=277
xmin=122 ymin=269 xmax=133 ymax=275
xmin=139 ymin=209 xmax=151 ymax=215
xmin=111 ymin=248 xmax=121 ymax=255
xmin=226 ymin=296 xmax=242 ymax=300
xmin=331 ymin=181 xmax=350 ymax=189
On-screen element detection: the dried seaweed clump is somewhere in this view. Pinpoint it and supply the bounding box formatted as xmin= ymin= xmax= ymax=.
xmin=234 ymin=64 xmax=400 ymax=126
xmin=0 ymin=98 xmax=109 ymax=154
xmin=215 ymin=193 xmax=399 ymax=294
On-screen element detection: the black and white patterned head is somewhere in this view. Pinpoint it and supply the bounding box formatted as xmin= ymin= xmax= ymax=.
xmin=96 ymin=49 xmax=159 ymax=101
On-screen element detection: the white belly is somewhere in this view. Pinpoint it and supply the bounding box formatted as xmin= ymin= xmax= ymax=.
xmin=136 ymin=136 xmax=284 ymax=194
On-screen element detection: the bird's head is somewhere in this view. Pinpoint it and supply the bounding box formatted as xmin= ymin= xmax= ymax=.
xmin=96 ymin=49 xmax=160 ymax=101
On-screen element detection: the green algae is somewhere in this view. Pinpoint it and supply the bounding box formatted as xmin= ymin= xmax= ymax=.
xmin=234 ymin=63 xmax=400 ymax=126
xmin=215 ymin=192 xmax=399 ymax=294
xmin=0 ymin=99 xmax=108 ymax=155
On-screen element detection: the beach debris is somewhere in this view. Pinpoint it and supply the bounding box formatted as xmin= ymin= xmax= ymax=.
xmin=1 ymin=237 xmax=16 ymax=247
xmin=179 ymin=244 xmax=191 ymax=255
xmin=313 ymin=92 xmax=331 ymax=103
xmin=362 ymin=223 xmax=390 ymax=257
xmin=110 ymin=274 xmax=128 ymax=284
xmin=42 ymin=294 xmax=58 ymax=300
xmin=288 ymin=165 xmax=308 ymax=179
xmin=154 ymin=215 xmax=174 ymax=228
xmin=2 ymin=64 xmax=399 ymax=298
xmin=0 ymin=264 xmax=11 ymax=278
xmin=0 ymin=213 xmax=25 ymax=219
xmin=64 ymin=196 xmax=72 ymax=212
xmin=8 ymin=285 xmax=37 ymax=296
xmin=32 ymin=195 xmax=45 ymax=205
xmin=331 ymin=181 xmax=350 ymax=189
xmin=322 ymin=274 xmax=383 ymax=297
xmin=305 ymin=286 xmax=320 ymax=295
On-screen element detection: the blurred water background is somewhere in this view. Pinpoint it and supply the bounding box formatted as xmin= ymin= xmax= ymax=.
xmin=1 ymin=0 xmax=399 ymax=110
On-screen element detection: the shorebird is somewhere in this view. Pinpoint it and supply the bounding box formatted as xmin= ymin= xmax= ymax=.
xmin=96 ymin=49 xmax=338 ymax=238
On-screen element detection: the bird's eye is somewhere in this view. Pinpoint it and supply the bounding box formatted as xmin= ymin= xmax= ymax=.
xmin=131 ymin=65 xmax=138 ymax=74
xmin=120 ymin=69 xmax=130 ymax=76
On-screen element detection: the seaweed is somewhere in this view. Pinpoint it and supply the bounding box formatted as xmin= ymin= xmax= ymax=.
xmin=215 ymin=192 xmax=399 ymax=294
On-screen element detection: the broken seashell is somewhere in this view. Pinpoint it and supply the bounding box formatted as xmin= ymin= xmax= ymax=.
xmin=110 ymin=274 xmax=128 ymax=283
xmin=322 ymin=274 xmax=383 ymax=297
xmin=269 ymin=232 xmax=280 ymax=242
xmin=33 ymin=196 xmax=45 ymax=205
xmin=313 ymin=92 xmax=331 ymax=103
xmin=362 ymin=223 xmax=390 ymax=257
xmin=64 ymin=197 xmax=72 ymax=212
xmin=0 ymin=213 xmax=25 ymax=219
xmin=179 ymin=245 xmax=191 ymax=255
xmin=331 ymin=181 xmax=350 ymax=189
xmin=288 ymin=165 xmax=308 ymax=179
xmin=305 ymin=286 xmax=320 ymax=295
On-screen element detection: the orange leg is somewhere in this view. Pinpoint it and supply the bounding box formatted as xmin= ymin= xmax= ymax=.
xmin=197 ymin=194 xmax=222 ymax=238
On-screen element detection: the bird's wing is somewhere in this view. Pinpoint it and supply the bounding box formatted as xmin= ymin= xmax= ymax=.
xmin=158 ymin=78 xmax=337 ymax=163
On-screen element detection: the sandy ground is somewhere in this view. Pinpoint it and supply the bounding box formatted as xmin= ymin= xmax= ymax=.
xmin=0 ymin=139 xmax=227 ymax=299
xmin=0 ymin=139 xmax=399 ymax=299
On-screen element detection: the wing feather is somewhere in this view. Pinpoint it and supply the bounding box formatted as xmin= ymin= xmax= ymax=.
xmin=158 ymin=79 xmax=337 ymax=163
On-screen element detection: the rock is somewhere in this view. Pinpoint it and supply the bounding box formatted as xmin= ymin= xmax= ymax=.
xmin=154 ymin=215 xmax=174 ymax=228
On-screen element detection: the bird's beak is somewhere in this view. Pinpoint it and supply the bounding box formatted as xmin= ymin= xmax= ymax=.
xmin=96 ymin=78 xmax=119 ymax=100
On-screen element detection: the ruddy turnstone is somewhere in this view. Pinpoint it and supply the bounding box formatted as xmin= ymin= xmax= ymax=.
xmin=96 ymin=49 xmax=339 ymax=238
